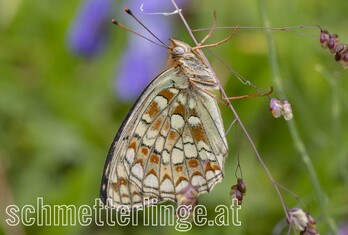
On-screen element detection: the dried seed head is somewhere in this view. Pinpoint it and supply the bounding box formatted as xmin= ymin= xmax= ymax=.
xmin=328 ymin=34 xmax=339 ymax=51
xmin=341 ymin=52 xmax=348 ymax=69
xmin=320 ymin=29 xmax=330 ymax=48
xmin=230 ymin=178 xmax=246 ymax=205
xmin=334 ymin=43 xmax=348 ymax=63
xmin=236 ymin=178 xmax=246 ymax=194
xmin=319 ymin=29 xmax=348 ymax=69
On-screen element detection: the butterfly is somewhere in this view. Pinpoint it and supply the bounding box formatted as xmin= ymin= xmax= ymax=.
xmin=100 ymin=38 xmax=229 ymax=209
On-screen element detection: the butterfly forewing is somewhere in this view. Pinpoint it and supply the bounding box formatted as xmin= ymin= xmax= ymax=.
xmin=100 ymin=39 xmax=228 ymax=209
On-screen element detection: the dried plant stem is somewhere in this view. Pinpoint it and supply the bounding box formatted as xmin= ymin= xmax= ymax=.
xmin=257 ymin=0 xmax=337 ymax=232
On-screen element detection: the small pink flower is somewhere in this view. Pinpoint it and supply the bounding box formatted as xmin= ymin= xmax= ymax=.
xmin=282 ymin=100 xmax=293 ymax=121
xmin=270 ymin=98 xmax=283 ymax=118
xmin=176 ymin=183 xmax=199 ymax=219
xmin=270 ymin=98 xmax=293 ymax=121
xmin=287 ymin=208 xmax=319 ymax=235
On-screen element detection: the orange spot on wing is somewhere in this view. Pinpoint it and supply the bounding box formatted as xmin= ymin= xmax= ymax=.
xmin=192 ymin=171 xmax=203 ymax=176
xmin=188 ymin=159 xmax=199 ymax=168
xmin=112 ymin=177 xmax=128 ymax=191
xmin=162 ymin=173 xmax=171 ymax=181
xmin=150 ymin=154 xmax=160 ymax=164
xmin=190 ymin=124 xmax=208 ymax=143
xmin=159 ymin=89 xmax=175 ymax=101
xmin=175 ymin=166 xmax=183 ymax=172
xmin=212 ymin=164 xmax=221 ymax=171
xmin=141 ymin=147 xmax=149 ymax=155
xmin=168 ymin=130 xmax=179 ymax=141
xmin=129 ymin=141 xmax=137 ymax=151
xmin=189 ymin=109 xmax=198 ymax=117
xmin=146 ymin=101 xmax=160 ymax=119
xmin=134 ymin=159 xmax=144 ymax=167
xmin=175 ymin=176 xmax=188 ymax=186
xmin=204 ymin=161 xmax=215 ymax=172
xmin=173 ymin=103 xmax=186 ymax=117
xmin=151 ymin=117 xmax=163 ymax=131
xmin=119 ymin=178 xmax=127 ymax=185
xmin=161 ymin=118 xmax=171 ymax=135
xmin=146 ymin=168 xmax=158 ymax=177
xmin=112 ymin=182 xmax=119 ymax=191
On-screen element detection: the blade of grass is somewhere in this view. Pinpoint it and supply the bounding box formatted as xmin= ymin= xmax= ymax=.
xmin=316 ymin=65 xmax=348 ymax=186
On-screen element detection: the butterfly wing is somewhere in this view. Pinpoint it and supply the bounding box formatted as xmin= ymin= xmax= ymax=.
xmin=100 ymin=67 xmax=228 ymax=209
xmin=100 ymin=66 xmax=185 ymax=208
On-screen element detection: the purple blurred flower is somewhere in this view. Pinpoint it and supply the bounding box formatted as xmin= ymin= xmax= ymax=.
xmin=66 ymin=0 xmax=113 ymax=56
xmin=67 ymin=0 xmax=187 ymax=101
xmin=116 ymin=0 xmax=188 ymax=101
xmin=340 ymin=223 xmax=348 ymax=235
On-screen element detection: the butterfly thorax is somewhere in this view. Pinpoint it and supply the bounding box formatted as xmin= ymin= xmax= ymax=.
xmin=168 ymin=39 xmax=219 ymax=91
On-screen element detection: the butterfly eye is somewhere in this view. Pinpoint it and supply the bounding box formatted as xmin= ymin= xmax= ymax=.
xmin=172 ymin=46 xmax=185 ymax=56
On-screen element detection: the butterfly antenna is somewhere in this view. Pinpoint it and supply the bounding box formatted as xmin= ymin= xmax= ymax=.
xmin=111 ymin=19 xmax=169 ymax=49
xmin=124 ymin=8 xmax=170 ymax=48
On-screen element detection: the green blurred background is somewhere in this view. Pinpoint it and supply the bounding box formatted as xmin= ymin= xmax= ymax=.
xmin=1 ymin=0 xmax=348 ymax=234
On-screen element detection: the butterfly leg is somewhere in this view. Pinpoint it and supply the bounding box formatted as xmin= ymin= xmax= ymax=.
xmin=223 ymin=86 xmax=273 ymax=101
xmin=193 ymin=26 xmax=239 ymax=50
xmin=198 ymin=11 xmax=217 ymax=46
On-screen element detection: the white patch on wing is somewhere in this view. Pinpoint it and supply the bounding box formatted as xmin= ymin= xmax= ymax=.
xmin=189 ymin=97 xmax=196 ymax=109
xmin=125 ymin=148 xmax=135 ymax=164
xmin=162 ymin=150 xmax=170 ymax=164
xmin=144 ymin=174 xmax=159 ymax=189
xmin=184 ymin=143 xmax=197 ymax=158
xmin=188 ymin=116 xmax=201 ymax=126
xmin=197 ymin=140 xmax=210 ymax=151
xmin=131 ymin=163 xmax=144 ymax=180
xmin=177 ymin=93 xmax=187 ymax=104
xmin=169 ymin=88 xmax=179 ymax=95
xmin=142 ymin=135 xmax=156 ymax=146
xmin=155 ymin=136 xmax=165 ymax=153
xmin=135 ymin=120 xmax=148 ymax=137
xmin=172 ymin=148 xmax=184 ymax=164
xmin=171 ymin=114 xmax=185 ymax=130
xmin=146 ymin=126 xmax=159 ymax=139
xmin=160 ymin=178 xmax=174 ymax=193
xmin=154 ymin=96 xmax=168 ymax=110
xmin=175 ymin=179 xmax=189 ymax=193
xmin=142 ymin=113 xmax=152 ymax=123
xmin=191 ymin=175 xmax=206 ymax=187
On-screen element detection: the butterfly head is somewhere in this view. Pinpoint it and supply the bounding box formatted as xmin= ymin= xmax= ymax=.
xmin=169 ymin=39 xmax=191 ymax=55
xmin=168 ymin=38 xmax=204 ymax=66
